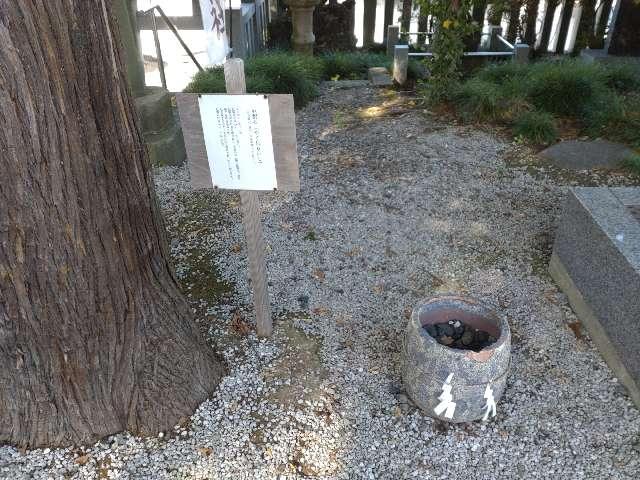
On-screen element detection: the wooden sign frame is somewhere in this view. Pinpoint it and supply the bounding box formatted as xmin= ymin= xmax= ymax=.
xmin=175 ymin=93 xmax=300 ymax=192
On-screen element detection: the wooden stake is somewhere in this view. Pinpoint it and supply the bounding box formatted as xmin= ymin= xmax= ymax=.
xmin=223 ymin=59 xmax=272 ymax=337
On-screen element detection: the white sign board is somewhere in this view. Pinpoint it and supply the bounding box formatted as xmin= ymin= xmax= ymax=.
xmin=198 ymin=95 xmax=278 ymax=190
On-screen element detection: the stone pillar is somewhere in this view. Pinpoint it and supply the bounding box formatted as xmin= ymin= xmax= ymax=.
xmin=113 ymin=0 xmax=186 ymax=166
xmin=393 ymin=44 xmax=409 ymax=85
xmin=514 ymin=43 xmax=530 ymax=63
xmin=363 ymin=0 xmax=377 ymax=48
xmin=285 ymin=0 xmax=320 ymax=54
xmin=488 ymin=25 xmax=503 ymax=51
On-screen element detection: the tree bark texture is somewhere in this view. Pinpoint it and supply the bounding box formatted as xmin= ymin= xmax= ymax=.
xmin=363 ymin=0 xmax=377 ymax=47
xmin=522 ymin=0 xmax=539 ymax=46
xmin=383 ymin=0 xmax=395 ymax=43
xmin=506 ymin=0 xmax=523 ymax=43
xmin=608 ymin=0 xmax=640 ymax=55
xmin=417 ymin=4 xmax=429 ymax=46
xmin=401 ymin=0 xmax=412 ymax=35
xmin=0 ymin=1 xmax=224 ymax=448
xmin=592 ymin=0 xmax=613 ymax=49
xmin=573 ymin=0 xmax=597 ymax=52
xmin=555 ymin=0 xmax=575 ymax=53
xmin=537 ymin=0 xmax=560 ymax=52
xmin=465 ymin=0 xmax=488 ymax=51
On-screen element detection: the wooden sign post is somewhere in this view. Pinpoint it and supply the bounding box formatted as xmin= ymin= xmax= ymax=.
xmin=176 ymin=59 xmax=299 ymax=338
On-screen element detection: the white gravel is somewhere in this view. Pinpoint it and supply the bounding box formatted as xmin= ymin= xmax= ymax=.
xmin=2 ymin=85 xmax=639 ymax=479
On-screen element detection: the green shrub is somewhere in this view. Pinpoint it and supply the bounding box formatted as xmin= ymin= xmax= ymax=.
xmin=603 ymin=61 xmax=640 ymax=93
xmin=622 ymin=152 xmax=640 ymax=174
xmin=476 ymin=61 xmax=530 ymax=85
xmin=526 ymin=60 xmax=606 ymax=117
xmin=321 ymin=52 xmax=389 ymax=79
xmin=581 ymin=87 xmax=624 ymax=134
xmin=605 ymin=93 xmax=640 ymax=148
xmin=184 ymin=67 xmax=226 ymax=94
xmin=452 ymin=78 xmax=503 ymax=121
xmin=513 ymin=110 xmax=558 ymax=144
xmin=184 ymin=52 xmax=324 ymax=107
xmin=246 ymin=52 xmax=323 ymax=106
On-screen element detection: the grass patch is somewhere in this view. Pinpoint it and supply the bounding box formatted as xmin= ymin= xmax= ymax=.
xmin=445 ymin=58 xmax=640 ymax=148
xmin=513 ymin=111 xmax=557 ymax=144
xmin=622 ymin=152 xmax=640 ymax=175
xmin=186 ymin=50 xmax=425 ymax=107
xmin=185 ymin=51 xmax=324 ymax=107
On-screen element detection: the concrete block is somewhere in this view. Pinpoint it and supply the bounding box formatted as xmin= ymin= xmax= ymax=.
xmin=368 ymin=67 xmax=393 ymax=86
xmin=550 ymin=187 xmax=640 ymax=408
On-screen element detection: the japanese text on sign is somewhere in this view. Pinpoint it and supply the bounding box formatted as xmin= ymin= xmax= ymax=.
xmin=198 ymin=95 xmax=277 ymax=190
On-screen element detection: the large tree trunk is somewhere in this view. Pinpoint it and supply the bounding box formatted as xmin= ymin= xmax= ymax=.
xmin=488 ymin=1 xmax=506 ymax=24
xmin=401 ymin=0 xmax=413 ymax=36
xmin=537 ymin=0 xmax=560 ymax=53
xmin=522 ymin=0 xmax=539 ymax=46
xmin=0 ymin=1 xmax=224 ymax=448
xmin=555 ymin=0 xmax=575 ymax=53
xmin=465 ymin=0 xmax=488 ymax=51
xmin=506 ymin=0 xmax=523 ymax=43
xmin=608 ymin=0 xmax=640 ymax=55
xmin=383 ymin=0 xmax=395 ymax=43
xmin=573 ymin=0 xmax=597 ymax=52
xmin=417 ymin=3 xmax=430 ymax=46
xmin=592 ymin=0 xmax=613 ymax=49
xmin=363 ymin=0 xmax=377 ymax=47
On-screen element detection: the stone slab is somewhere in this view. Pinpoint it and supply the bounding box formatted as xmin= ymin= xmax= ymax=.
xmin=549 ymin=187 xmax=640 ymax=408
xmin=540 ymin=140 xmax=634 ymax=170
xmin=367 ymin=67 xmax=393 ymax=86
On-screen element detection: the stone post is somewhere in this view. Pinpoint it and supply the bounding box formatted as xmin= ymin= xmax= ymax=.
xmin=514 ymin=44 xmax=530 ymax=63
xmin=393 ymin=44 xmax=409 ymax=85
xmin=285 ymin=0 xmax=321 ymax=54
xmin=488 ymin=25 xmax=503 ymax=52
xmin=363 ymin=0 xmax=377 ymax=48
xmin=387 ymin=24 xmax=400 ymax=57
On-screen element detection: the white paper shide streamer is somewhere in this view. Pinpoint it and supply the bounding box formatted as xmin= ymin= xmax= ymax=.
xmin=434 ymin=373 xmax=457 ymax=419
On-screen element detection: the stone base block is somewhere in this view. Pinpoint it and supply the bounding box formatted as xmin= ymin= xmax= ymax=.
xmin=134 ymin=87 xmax=186 ymax=167
xmin=368 ymin=67 xmax=393 ymax=86
xmin=550 ymin=187 xmax=640 ymax=408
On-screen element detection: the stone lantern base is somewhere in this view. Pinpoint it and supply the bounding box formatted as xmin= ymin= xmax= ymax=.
xmin=134 ymin=87 xmax=186 ymax=167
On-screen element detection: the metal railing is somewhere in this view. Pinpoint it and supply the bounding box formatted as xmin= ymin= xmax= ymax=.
xmin=226 ymin=0 xmax=268 ymax=59
xmin=390 ymin=24 xmax=530 ymax=85
xmin=496 ymin=35 xmax=514 ymax=51
xmin=140 ymin=5 xmax=204 ymax=90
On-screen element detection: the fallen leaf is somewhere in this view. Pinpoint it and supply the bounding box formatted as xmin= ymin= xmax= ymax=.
xmin=372 ymin=284 xmax=384 ymax=294
xmin=75 ymin=454 xmax=91 ymax=465
xmin=312 ymin=269 xmax=325 ymax=281
xmin=231 ymin=243 xmax=242 ymax=253
xmin=230 ymin=311 xmax=251 ymax=336
xmin=198 ymin=447 xmax=213 ymax=457
xmin=313 ymin=306 xmax=330 ymax=316
xmin=567 ymin=320 xmax=584 ymax=340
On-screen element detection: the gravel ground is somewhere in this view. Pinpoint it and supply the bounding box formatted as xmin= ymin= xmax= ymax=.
xmin=2 ymin=85 xmax=640 ymax=479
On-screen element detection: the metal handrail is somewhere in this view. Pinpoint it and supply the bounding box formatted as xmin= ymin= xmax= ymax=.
xmin=497 ymin=35 xmax=514 ymax=50
xmin=140 ymin=5 xmax=204 ymax=89
xmin=407 ymin=51 xmax=514 ymax=57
